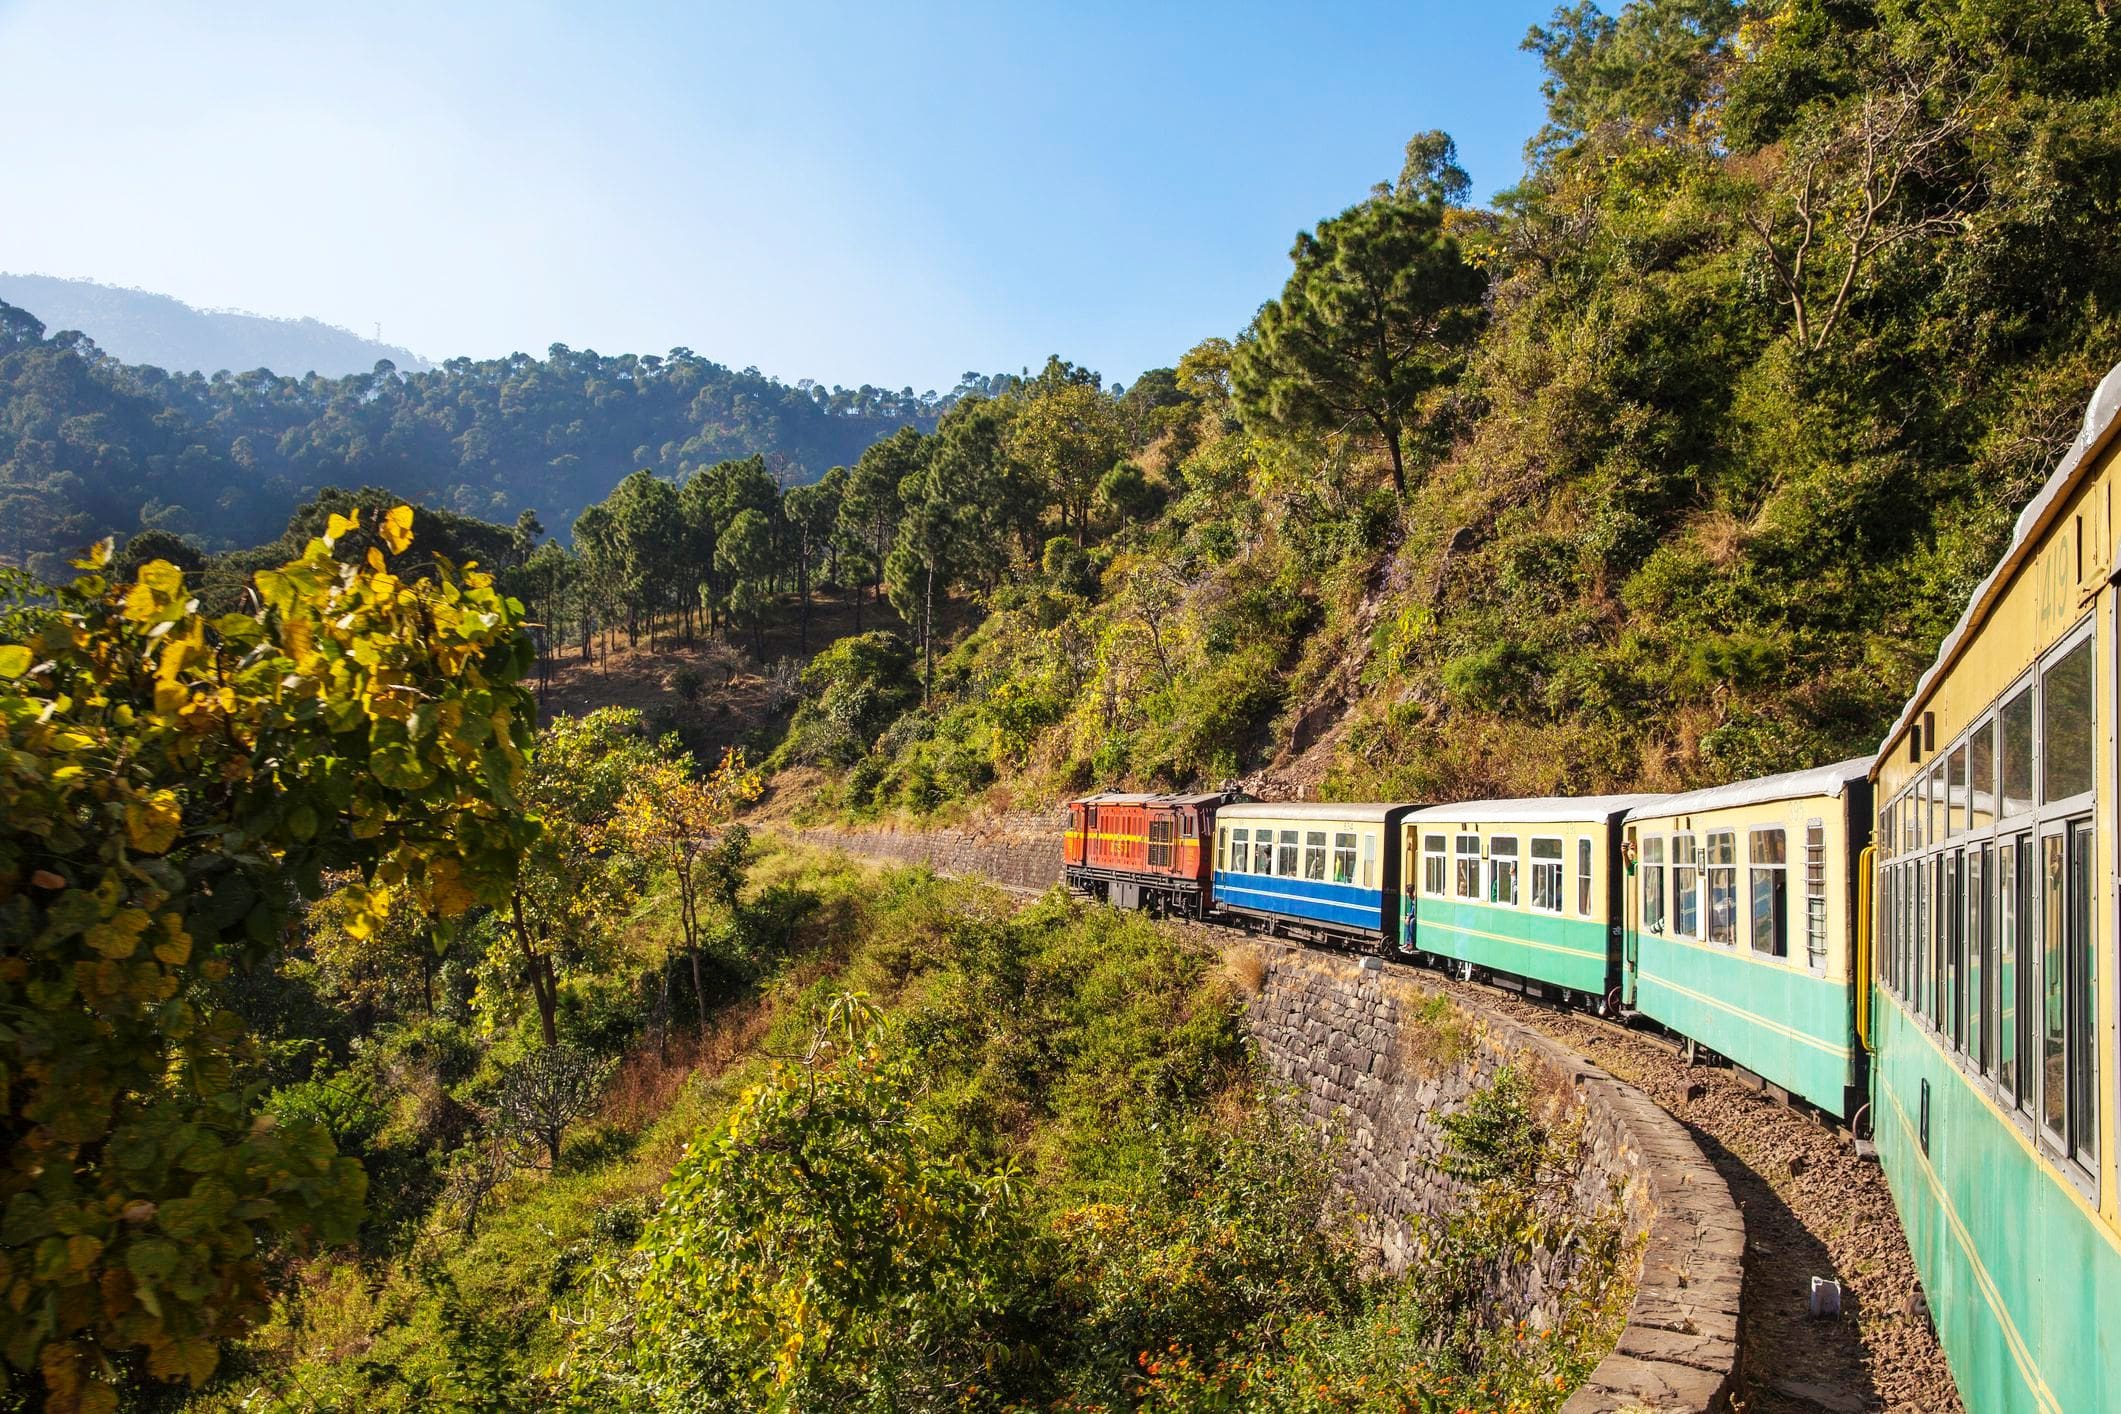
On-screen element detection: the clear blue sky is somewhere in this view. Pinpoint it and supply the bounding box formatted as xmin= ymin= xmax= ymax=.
xmin=0 ymin=0 xmax=1556 ymax=392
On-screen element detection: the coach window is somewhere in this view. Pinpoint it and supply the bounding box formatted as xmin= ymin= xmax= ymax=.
xmin=1303 ymin=831 xmax=1327 ymax=881
xmin=1926 ymin=762 xmax=1946 ymax=850
xmin=1455 ymin=834 xmax=1481 ymax=899
xmin=1948 ymin=847 xmax=1967 ymax=1050
xmin=1946 ymin=743 xmax=1967 ymax=836
xmin=1253 ymin=829 xmax=1274 ymax=876
xmin=1672 ymin=834 xmax=1699 ymax=938
xmin=2064 ymin=818 xmax=2096 ymax=1168
xmin=1577 ymin=837 xmax=1594 ymax=915
xmin=1886 ymin=864 xmax=1902 ymax=991
xmin=1803 ymin=820 xmax=1827 ymax=972
xmin=1360 ymin=832 xmax=1376 ymax=888
xmin=1969 ymin=719 xmax=1995 ymax=832
xmin=1999 ymin=832 xmax=2034 ymax=1111
xmin=2043 ymin=637 xmax=2094 ymax=804
xmin=2000 ymin=684 xmax=2035 ymax=818
xmin=1748 ymin=828 xmax=1787 ymax=958
xmin=2040 ymin=818 xmax=2099 ymax=1169
xmin=1227 ymin=827 xmax=1246 ymax=873
xmin=1489 ymin=836 xmax=1520 ymax=906
xmin=1277 ymin=829 xmax=1299 ymax=877
xmin=1929 ymin=853 xmax=1946 ymax=1029
xmin=1705 ymin=831 xmax=1737 ymax=945
xmin=1530 ymin=838 xmax=1564 ymax=913
xmin=1332 ymin=832 xmax=1357 ymax=885
xmin=1970 ymin=843 xmax=1991 ymax=1073
xmin=1641 ymin=836 xmax=1666 ymax=933
xmin=1424 ymin=834 xmax=1448 ymax=895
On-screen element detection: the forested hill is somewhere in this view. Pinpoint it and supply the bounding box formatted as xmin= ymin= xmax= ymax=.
xmin=0 ymin=297 xmax=993 ymax=572
xmin=0 ymin=273 xmax=432 ymax=377
xmin=744 ymin=0 xmax=2121 ymax=812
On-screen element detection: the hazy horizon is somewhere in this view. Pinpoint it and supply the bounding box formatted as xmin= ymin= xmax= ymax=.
xmin=0 ymin=0 xmax=1552 ymax=391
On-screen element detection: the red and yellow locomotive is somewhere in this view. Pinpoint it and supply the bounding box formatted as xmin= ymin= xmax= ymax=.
xmin=1062 ymin=791 xmax=1227 ymax=918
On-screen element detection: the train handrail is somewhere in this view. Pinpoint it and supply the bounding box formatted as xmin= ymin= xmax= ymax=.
xmin=1856 ymin=843 xmax=1875 ymax=1054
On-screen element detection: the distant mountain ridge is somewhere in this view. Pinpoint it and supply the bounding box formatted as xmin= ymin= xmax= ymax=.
xmin=0 ymin=273 xmax=430 ymax=378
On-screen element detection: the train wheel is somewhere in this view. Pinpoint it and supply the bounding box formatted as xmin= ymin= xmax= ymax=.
xmin=1600 ymin=987 xmax=1621 ymax=1018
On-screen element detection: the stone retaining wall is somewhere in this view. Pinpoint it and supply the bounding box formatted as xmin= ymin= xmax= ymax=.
xmin=1244 ymin=948 xmax=1740 ymax=1413
xmin=789 ymin=814 xmax=1063 ymax=894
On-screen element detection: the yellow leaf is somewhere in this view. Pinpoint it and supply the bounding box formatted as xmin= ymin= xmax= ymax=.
xmin=378 ymin=504 xmax=416 ymax=555
xmin=65 ymin=1235 xmax=101 ymax=1272
xmin=125 ymin=791 xmax=183 ymax=855
xmin=365 ymin=546 xmax=386 ymax=572
xmin=153 ymin=680 xmax=189 ymax=716
xmin=324 ymin=511 xmax=360 ymax=546
xmin=0 ymin=644 xmax=28 ymax=677
xmin=152 ymin=918 xmax=192 ymax=966
xmin=137 ymin=560 xmax=184 ymax=595
xmin=427 ymin=858 xmax=475 ymax=917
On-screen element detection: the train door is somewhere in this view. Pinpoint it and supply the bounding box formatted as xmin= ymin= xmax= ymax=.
xmin=1622 ymin=824 xmax=1640 ymax=1007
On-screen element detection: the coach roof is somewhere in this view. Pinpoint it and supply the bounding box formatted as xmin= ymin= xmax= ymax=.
xmin=1406 ymin=794 xmax=1668 ymax=826
xmin=1217 ymin=800 xmax=1413 ymax=824
xmin=1625 ymin=758 xmax=1870 ymax=821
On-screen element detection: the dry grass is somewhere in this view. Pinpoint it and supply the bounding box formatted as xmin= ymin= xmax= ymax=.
xmin=1395 ymin=988 xmax=1479 ymax=1080
xmin=599 ymin=999 xmax=775 ymax=1134
xmin=1690 ymin=507 xmax=1752 ymax=568
xmin=1222 ymin=943 xmax=1269 ymax=996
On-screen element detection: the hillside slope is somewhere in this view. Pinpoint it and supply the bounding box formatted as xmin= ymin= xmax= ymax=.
xmin=783 ymin=0 xmax=2121 ymax=817
xmin=0 ymin=272 xmax=430 ymax=376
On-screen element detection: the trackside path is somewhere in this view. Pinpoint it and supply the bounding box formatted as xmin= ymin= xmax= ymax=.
xmin=1447 ymin=982 xmax=1961 ymax=1414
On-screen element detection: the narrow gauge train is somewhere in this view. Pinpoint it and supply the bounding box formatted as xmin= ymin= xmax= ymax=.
xmin=1865 ymin=360 xmax=2121 ymax=1413
xmin=1060 ymin=360 xmax=2121 ymax=1410
xmin=1399 ymin=795 xmax=1661 ymax=1013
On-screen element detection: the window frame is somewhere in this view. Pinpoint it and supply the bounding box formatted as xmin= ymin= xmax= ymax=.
xmin=1422 ymin=833 xmax=1448 ymax=897
xmin=1529 ymin=836 xmax=1565 ymax=914
xmin=1331 ymin=831 xmax=1357 ymax=886
xmin=1747 ymin=825 xmax=1788 ymax=960
xmin=1302 ymin=830 xmax=1327 ymax=883
xmin=1488 ymin=834 xmax=1520 ymax=907
xmin=1671 ymin=833 xmax=1699 ymax=939
xmin=1704 ymin=829 xmax=1738 ymax=946
xmin=1577 ymin=837 xmax=1594 ymax=916
xmin=1640 ymin=834 xmax=1666 ymax=934
xmin=1803 ymin=818 xmax=1827 ymax=973
xmin=1276 ymin=829 xmax=1299 ymax=879
xmin=1454 ymin=833 xmax=1481 ymax=900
